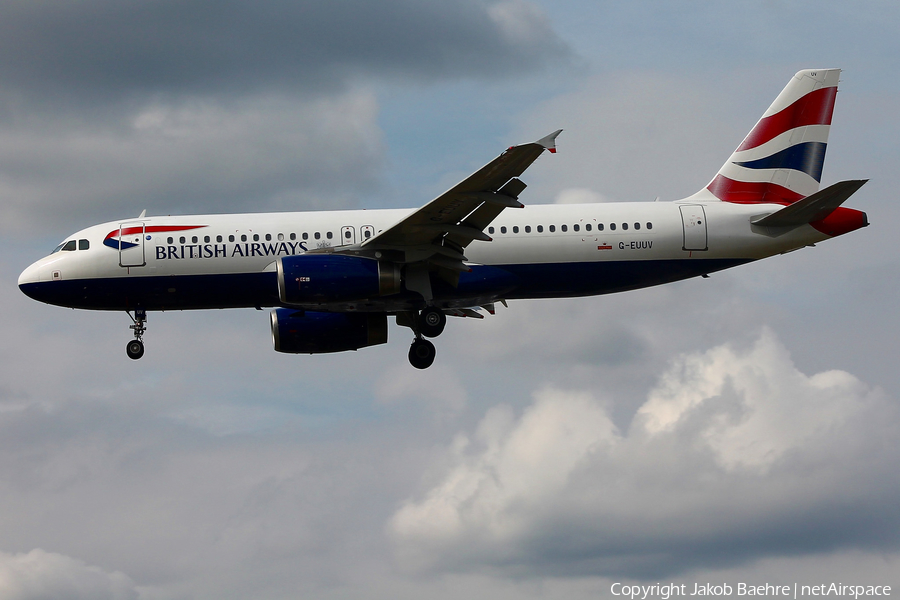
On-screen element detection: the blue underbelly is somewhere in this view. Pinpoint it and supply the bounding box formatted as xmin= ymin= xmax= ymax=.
xmin=18 ymin=258 xmax=751 ymax=311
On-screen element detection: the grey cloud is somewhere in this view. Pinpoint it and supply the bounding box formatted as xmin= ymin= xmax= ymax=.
xmin=4 ymin=2 xmax=898 ymax=595
xmin=0 ymin=90 xmax=385 ymax=232
xmin=389 ymin=330 xmax=900 ymax=579
xmin=0 ymin=0 xmax=570 ymax=104
xmin=0 ymin=0 xmax=570 ymax=232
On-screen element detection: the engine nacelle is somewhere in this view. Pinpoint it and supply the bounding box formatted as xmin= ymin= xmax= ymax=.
xmin=276 ymin=255 xmax=401 ymax=305
xmin=270 ymin=308 xmax=388 ymax=354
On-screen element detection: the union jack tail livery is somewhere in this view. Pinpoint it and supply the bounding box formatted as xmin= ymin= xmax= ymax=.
xmin=705 ymin=68 xmax=840 ymax=205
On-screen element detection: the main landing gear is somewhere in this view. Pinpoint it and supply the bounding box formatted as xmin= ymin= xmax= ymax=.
xmin=126 ymin=309 xmax=147 ymax=360
xmin=406 ymin=306 xmax=446 ymax=369
xmin=418 ymin=306 xmax=446 ymax=338
xmin=408 ymin=338 xmax=436 ymax=369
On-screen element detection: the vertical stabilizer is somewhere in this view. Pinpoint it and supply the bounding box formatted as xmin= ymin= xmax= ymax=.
xmin=705 ymin=69 xmax=840 ymax=204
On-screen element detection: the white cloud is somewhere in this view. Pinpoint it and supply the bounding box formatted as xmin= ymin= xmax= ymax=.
xmin=636 ymin=328 xmax=873 ymax=472
xmin=391 ymin=389 xmax=617 ymax=548
xmin=488 ymin=0 xmax=558 ymax=47
xmin=389 ymin=330 xmax=900 ymax=576
xmin=0 ymin=549 xmax=139 ymax=600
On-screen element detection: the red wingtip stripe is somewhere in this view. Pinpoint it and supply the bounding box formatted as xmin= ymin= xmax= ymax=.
xmin=737 ymin=87 xmax=837 ymax=152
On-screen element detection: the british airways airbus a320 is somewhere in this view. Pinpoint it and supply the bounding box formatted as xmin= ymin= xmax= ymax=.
xmin=19 ymin=69 xmax=868 ymax=369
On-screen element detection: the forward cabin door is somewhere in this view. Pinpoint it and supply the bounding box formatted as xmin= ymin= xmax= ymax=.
xmin=679 ymin=205 xmax=708 ymax=251
xmin=118 ymin=222 xmax=146 ymax=267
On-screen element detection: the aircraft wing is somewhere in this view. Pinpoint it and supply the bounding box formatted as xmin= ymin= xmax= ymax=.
xmin=366 ymin=129 xmax=561 ymax=253
xmin=306 ymin=130 xmax=561 ymax=291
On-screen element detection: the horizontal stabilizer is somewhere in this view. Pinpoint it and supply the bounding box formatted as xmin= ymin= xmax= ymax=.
xmin=751 ymin=179 xmax=867 ymax=227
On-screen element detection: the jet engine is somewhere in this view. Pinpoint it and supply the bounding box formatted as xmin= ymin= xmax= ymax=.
xmin=270 ymin=308 xmax=388 ymax=354
xmin=277 ymin=255 xmax=401 ymax=305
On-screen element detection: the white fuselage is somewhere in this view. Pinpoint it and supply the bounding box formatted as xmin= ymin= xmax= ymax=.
xmin=18 ymin=199 xmax=828 ymax=312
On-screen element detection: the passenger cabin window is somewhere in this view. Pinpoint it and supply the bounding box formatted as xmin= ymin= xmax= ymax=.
xmin=204 ymin=235 xmax=210 ymax=243
xmin=290 ymin=233 xmax=296 ymax=241
xmin=364 ymin=230 xmax=372 ymax=239
xmin=217 ymin=235 xmax=223 ymax=242
xmin=501 ymin=226 xmax=507 ymax=234
xmin=561 ymin=225 xmax=567 ymax=232
xmin=598 ymin=223 xmax=604 ymax=231
xmin=303 ymin=233 xmax=309 ymax=240
xmin=241 ymin=234 xmax=247 ymax=242
xmin=488 ymin=227 xmax=495 ymax=234
xmin=573 ymin=224 xmax=579 ymax=232
xmin=167 ymin=237 xmax=174 ymax=244
xmin=344 ymin=230 xmax=351 ymax=239
xmin=192 ymin=236 xmax=198 ymax=243
xmin=549 ymin=225 xmax=556 ymax=232
xmin=266 ymin=233 xmax=272 ymax=241
xmin=314 ymin=232 xmax=321 ymax=240
xmin=253 ymin=234 xmax=259 ymax=241
xmin=585 ymin=224 xmax=592 ymax=232
xmin=326 ymin=231 xmax=333 ymax=240
xmin=525 ymin=225 xmax=531 ymax=233
xmin=62 ymin=240 xmax=76 ymax=251
xmin=79 ymin=239 xmax=89 ymax=250
xmin=180 ymin=236 xmax=186 ymax=243
xmin=647 ymin=222 xmax=653 ymax=230
xmin=229 ymin=235 xmax=235 ymax=242
xmin=278 ymin=233 xmax=284 ymax=241
xmin=622 ymin=223 xmax=628 ymax=230
xmin=634 ymin=223 xmax=640 ymax=230
xmin=610 ymin=223 xmax=616 ymax=231
xmin=513 ymin=226 xmax=519 ymax=233
xmin=537 ymin=225 xmax=543 ymax=233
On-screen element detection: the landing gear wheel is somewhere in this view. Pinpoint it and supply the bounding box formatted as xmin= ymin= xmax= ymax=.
xmin=126 ymin=339 xmax=145 ymax=360
xmin=408 ymin=338 xmax=436 ymax=369
xmin=418 ymin=307 xmax=446 ymax=338
xmin=126 ymin=309 xmax=147 ymax=360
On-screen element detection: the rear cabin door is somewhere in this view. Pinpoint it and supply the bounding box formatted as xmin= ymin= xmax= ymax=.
xmin=118 ymin=222 xmax=146 ymax=267
xmin=679 ymin=205 xmax=708 ymax=251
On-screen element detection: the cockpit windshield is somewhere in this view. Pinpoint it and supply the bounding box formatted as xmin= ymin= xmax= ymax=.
xmin=51 ymin=239 xmax=84 ymax=253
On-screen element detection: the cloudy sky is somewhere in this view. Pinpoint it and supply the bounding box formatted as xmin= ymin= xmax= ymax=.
xmin=2 ymin=1 xmax=899 ymax=598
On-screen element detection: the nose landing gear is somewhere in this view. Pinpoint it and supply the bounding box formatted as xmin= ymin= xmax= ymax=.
xmin=126 ymin=309 xmax=147 ymax=360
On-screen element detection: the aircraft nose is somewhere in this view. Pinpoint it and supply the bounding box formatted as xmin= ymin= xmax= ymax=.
xmin=18 ymin=261 xmax=41 ymax=287
xmin=18 ymin=260 xmax=51 ymax=303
